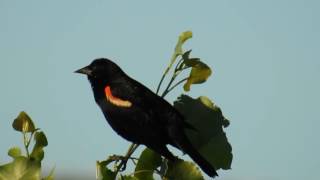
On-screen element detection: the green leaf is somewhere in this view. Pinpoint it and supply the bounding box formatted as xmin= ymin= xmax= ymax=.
xmin=34 ymin=131 xmax=48 ymax=147
xmin=0 ymin=156 xmax=41 ymax=180
xmin=198 ymin=133 xmax=232 ymax=170
xmin=182 ymin=49 xmax=192 ymax=60
xmin=183 ymin=62 xmax=212 ymax=91
xmin=165 ymin=160 xmax=204 ymax=180
xmin=96 ymin=161 xmax=117 ymax=180
xmin=42 ymin=167 xmax=55 ymax=180
xmin=199 ymin=96 xmax=230 ymax=127
xmin=165 ymin=31 xmax=193 ymax=74
xmin=182 ymin=50 xmax=201 ymax=67
xmin=183 ymin=58 xmax=201 ymax=67
xmin=12 ymin=111 xmax=36 ymax=132
xmin=119 ymin=175 xmax=138 ymax=180
xmin=174 ymin=95 xmax=232 ymax=170
xmin=30 ymin=131 xmax=48 ymax=161
xmin=134 ymin=148 xmax=162 ymax=180
xmin=8 ymin=147 xmax=22 ymax=159
xmin=175 ymin=31 xmax=193 ymax=55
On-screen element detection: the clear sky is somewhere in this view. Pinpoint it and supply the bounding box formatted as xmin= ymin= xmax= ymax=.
xmin=0 ymin=0 xmax=319 ymax=180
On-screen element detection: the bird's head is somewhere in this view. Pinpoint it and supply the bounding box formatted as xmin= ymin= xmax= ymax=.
xmin=75 ymin=58 xmax=124 ymax=81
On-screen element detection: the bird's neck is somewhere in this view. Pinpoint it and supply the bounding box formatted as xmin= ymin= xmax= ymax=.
xmin=88 ymin=77 xmax=109 ymax=104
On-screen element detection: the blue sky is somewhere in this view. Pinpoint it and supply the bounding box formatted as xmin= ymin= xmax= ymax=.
xmin=0 ymin=0 xmax=319 ymax=179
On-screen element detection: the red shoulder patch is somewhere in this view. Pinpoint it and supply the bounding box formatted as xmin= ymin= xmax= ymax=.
xmin=104 ymin=86 xmax=132 ymax=108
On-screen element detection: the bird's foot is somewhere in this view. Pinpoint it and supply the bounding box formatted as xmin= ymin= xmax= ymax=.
xmin=120 ymin=158 xmax=128 ymax=171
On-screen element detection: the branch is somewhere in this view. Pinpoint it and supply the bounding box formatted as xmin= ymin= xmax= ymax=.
xmin=166 ymin=77 xmax=188 ymax=93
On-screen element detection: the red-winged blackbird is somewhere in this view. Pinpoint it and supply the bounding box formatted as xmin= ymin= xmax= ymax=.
xmin=75 ymin=58 xmax=218 ymax=177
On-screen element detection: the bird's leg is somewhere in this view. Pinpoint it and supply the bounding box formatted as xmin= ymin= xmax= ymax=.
xmin=119 ymin=157 xmax=128 ymax=171
xmin=115 ymin=143 xmax=139 ymax=172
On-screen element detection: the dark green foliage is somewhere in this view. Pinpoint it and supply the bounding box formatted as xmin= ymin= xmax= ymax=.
xmin=30 ymin=131 xmax=48 ymax=161
xmin=134 ymin=148 xmax=162 ymax=180
xmin=174 ymin=95 xmax=232 ymax=170
xmin=12 ymin=111 xmax=36 ymax=133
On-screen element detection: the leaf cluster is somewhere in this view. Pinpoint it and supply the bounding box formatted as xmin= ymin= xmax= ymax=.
xmin=0 ymin=112 xmax=54 ymax=180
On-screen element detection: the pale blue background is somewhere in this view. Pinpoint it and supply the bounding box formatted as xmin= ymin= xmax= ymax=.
xmin=1 ymin=0 xmax=319 ymax=179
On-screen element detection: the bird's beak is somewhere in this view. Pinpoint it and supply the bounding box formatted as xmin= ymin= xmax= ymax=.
xmin=74 ymin=66 xmax=92 ymax=76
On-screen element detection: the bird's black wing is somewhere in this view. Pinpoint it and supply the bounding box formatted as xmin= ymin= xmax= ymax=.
xmin=109 ymin=77 xmax=172 ymax=144
xmin=110 ymin=77 xmax=217 ymax=177
xmin=111 ymin=76 xmax=196 ymax=135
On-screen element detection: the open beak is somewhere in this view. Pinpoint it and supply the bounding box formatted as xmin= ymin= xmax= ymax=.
xmin=74 ymin=66 xmax=92 ymax=76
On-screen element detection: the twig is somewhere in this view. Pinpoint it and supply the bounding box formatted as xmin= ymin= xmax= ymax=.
xmin=23 ymin=132 xmax=30 ymax=157
xmin=156 ymin=73 xmax=166 ymax=95
xmin=161 ymin=74 xmax=177 ymax=98
xmin=166 ymin=77 xmax=188 ymax=93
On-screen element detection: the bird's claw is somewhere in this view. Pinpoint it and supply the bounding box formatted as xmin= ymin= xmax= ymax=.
xmin=117 ymin=156 xmax=128 ymax=172
xmin=120 ymin=161 xmax=127 ymax=171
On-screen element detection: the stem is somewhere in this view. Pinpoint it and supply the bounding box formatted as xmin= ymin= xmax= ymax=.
xmin=23 ymin=132 xmax=30 ymax=157
xmin=24 ymin=131 xmax=38 ymax=158
xmin=156 ymin=50 xmax=181 ymax=94
xmin=161 ymin=74 xmax=177 ymax=98
xmin=156 ymin=73 xmax=166 ymax=95
xmin=161 ymin=58 xmax=186 ymax=98
xmin=175 ymin=58 xmax=184 ymax=73
xmin=166 ymin=77 xmax=188 ymax=93
xmin=26 ymin=131 xmax=36 ymax=148
xmin=130 ymin=158 xmax=138 ymax=166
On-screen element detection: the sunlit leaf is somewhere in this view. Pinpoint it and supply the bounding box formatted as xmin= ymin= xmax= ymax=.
xmin=176 ymin=31 xmax=193 ymax=55
xmin=199 ymin=96 xmax=230 ymax=127
xmin=181 ymin=49 xmax=210 ymax=91
xmin=0 ymin=157 xmax=41 ymax=180
xmin=134 ymin=148 xmax=162 ymax=180
xmin=12 ymin=111 xmax=36 ymax=132
xmin=165 ymin=31 xmax=193 ymax=74
xmin=96 ymin=161 xmax=117 ymax=180
xmin=183 ymin=62 xmax=212 ymax=91
xmin=42 ymin=167 xmax=55 ymax=180
xmin=165 ymin=159 xmax=204 ymax=180
xmin=174 ymin=95 xmax=232 ymax=170
xmin=120 ymin=175 xmax=139 ymax=180
xmin=8 ymin=147 xmax=22 ymax=159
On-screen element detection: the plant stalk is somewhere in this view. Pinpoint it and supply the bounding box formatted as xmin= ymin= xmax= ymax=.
xmin=23 ymin=132 xmax=30 ymax=157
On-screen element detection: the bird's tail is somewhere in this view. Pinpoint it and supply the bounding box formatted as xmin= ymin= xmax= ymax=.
xmin=173 ymin=132 xmax=218 ymax=178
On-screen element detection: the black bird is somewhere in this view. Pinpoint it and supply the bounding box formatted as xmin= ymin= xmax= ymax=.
xmin=75 ymin=58 xmax=218 ymax=177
